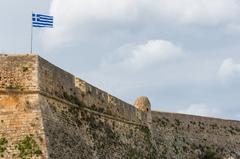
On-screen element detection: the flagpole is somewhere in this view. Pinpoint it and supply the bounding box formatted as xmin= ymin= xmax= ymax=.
xmin=30 ymin=12 xmax=33 ymax=54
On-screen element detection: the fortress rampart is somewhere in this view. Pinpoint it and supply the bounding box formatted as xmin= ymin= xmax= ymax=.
xmin=0 ymin=54 xmax=240 ymax=159
xmin=0 ymin=54 xmax=148 ymax=126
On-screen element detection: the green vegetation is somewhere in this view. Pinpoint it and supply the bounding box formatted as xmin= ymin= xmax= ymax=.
xmin=140 ymin=126 xmax=151 ymax=140
xmin=0 ymin=138 xmax=8 ymax=157
xmin=15 ymin=135 xmax=42 ymax=159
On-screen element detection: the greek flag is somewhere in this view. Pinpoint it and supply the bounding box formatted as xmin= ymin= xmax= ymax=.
xmin=32 ymin=13 xmax=53 ymax=28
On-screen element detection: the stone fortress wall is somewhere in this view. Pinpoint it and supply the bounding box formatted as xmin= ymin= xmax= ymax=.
xmin=0 ymin=55 xmax=47 ymax=158
xmin=0 ymin=54 xmax=148 ymax=126
xmin=0 ymin=54 xmax=240 ymax=159
xmin=0 ymin=54 xmax=152 ymax=159
xmin=37 ymin=55 xmax=148 ymax=125
xmin=152 ymin=111 xmax=240 ymax=158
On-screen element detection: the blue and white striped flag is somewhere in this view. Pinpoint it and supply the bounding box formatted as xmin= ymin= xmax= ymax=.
xmin=32 ymin=13 xmax=53 ymax=28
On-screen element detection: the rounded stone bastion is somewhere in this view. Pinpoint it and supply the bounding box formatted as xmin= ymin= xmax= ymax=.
xmin=134 ymin=96 xmax=152 ymax=124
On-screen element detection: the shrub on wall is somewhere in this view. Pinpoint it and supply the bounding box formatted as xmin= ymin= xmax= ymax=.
xmin=15 ymin=135 xmax=42 ymax=159
xmin=0 ymin=138 xmax=8 ymax=157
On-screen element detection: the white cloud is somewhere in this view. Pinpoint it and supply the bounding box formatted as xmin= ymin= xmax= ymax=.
xmin=178 ymin=104 xmax=221 ymax=117
xmin=46 ymin=0 xmax=240 ymax=47
xmin=148 ymin=0 xmax=240 ymax=25
xmin=218 ymin=58 xmax=240 ymax=80
xmin=102 ymin=40 xmax=184 ymax=70
xmin=45 ymin=0 xmax=138 ymax=47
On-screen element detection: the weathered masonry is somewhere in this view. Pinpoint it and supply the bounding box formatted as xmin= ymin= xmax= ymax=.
xmin=0 ymin=54 xmax=240 ymax=159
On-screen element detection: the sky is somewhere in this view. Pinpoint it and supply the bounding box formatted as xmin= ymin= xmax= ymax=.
xmin=1 ymin=0 xmax=240 ymax=120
